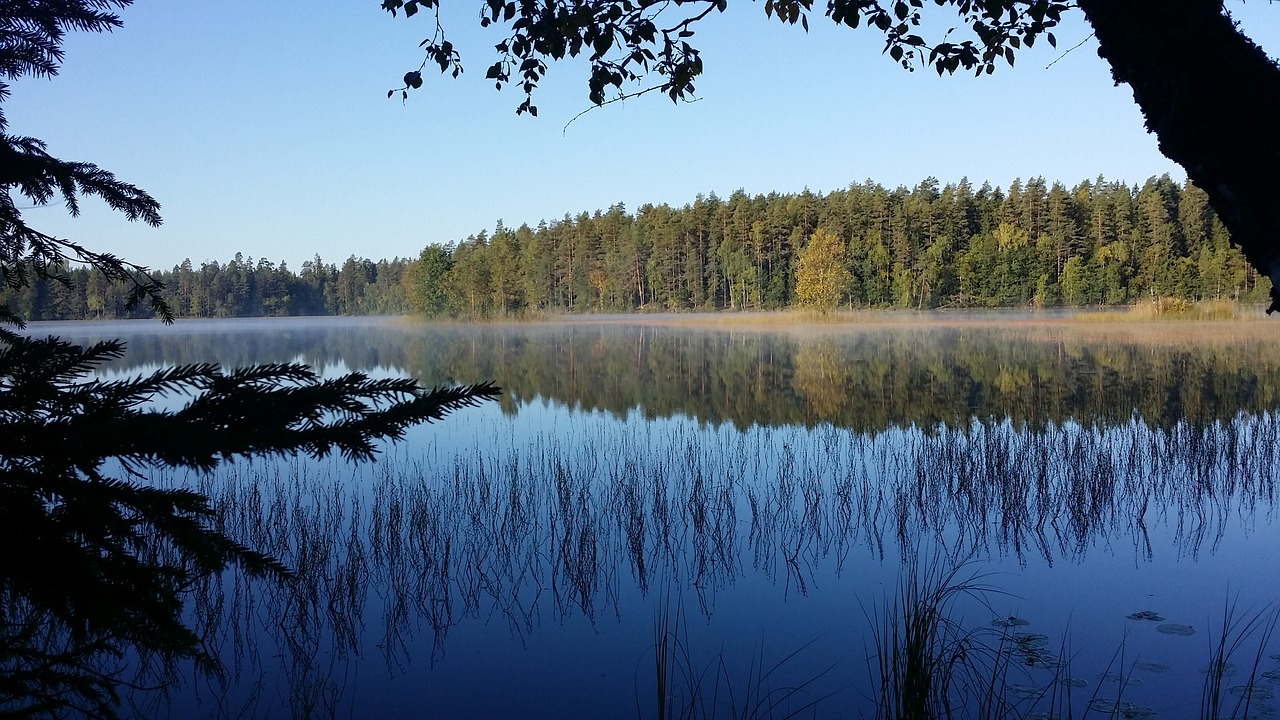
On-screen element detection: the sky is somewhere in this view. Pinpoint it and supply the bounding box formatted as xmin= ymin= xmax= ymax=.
xmin=8 ymin=2 xmax=1280 ymax=271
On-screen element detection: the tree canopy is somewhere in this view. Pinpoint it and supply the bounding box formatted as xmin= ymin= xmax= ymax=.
xmin=8 ymin=176 xmax=1267 ymax=320
xmin=384 ymin=0 xmax=1280 ymax=311
xmin=393 ymin=177 xmax=1264 ymax=317
xmin=794 ymin=228 xmax=853 ymax=309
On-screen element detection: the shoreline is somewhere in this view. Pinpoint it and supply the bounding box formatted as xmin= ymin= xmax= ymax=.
xmin=21 ymin=305 xmax=1280 ymax=342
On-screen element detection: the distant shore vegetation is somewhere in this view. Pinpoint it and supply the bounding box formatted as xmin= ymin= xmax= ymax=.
xmin=5 ymin=175 xmax=1270 ymax=321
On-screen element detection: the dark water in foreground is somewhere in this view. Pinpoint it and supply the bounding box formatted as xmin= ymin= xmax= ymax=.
xmin=31 ymin=315 xmax=1280 ymax=718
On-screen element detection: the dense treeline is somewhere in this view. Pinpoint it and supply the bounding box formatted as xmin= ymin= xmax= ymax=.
xmin=4 ymin=254 xmax=412 ymax=320
xmin=4 ymin=176 xmax=1269 ymax=321
xmin=405 ymin=175 xmax=1270 ymax=317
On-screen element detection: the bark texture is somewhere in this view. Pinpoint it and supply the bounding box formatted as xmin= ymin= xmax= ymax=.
xmin=1078 ymin=0 xmax=1280 ymax=310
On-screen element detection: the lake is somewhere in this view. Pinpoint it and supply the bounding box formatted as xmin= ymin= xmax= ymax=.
xmin=28 ymin=313 xmax=1280 ymax=719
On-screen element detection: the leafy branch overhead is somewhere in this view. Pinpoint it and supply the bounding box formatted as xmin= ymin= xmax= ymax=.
xmin=383 ymin=0 xmax=1067 ymax=114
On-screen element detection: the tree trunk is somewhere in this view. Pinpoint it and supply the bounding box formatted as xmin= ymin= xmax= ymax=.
xmin=1077 ymin=0 xmax=1280 ymax=310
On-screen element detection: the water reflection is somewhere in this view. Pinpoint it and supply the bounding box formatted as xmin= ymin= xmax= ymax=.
xmin=129 ymin=412 xmax=1278 ymax=718
xmin=27 ymin=317 xmax=1280 ymax=717
xmin=37 ymin=316 xmax=1280 ymax=431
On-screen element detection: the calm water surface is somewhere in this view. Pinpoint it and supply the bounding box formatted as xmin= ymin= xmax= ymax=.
xmin=31 ymin=314 xmax=1280 ymax=718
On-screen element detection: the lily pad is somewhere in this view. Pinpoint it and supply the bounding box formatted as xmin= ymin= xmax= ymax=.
xmin=1099 ymin=671 xmax=1145 ymax=687
xmin=1134 ymin=660 xmax=1169 ymax=673
xmin=1201 ymin=660 xmax=1237 ymax=676
xmin=1156 ymin=623 xmax=1197 ymax=636
xmin=1008 ymin=684 xmax=1047 ymax=699
xmin=1009 ymin=648 xmax=1060 ymax=670
xmin=1213 ymin=710 xmax=1280 ymax=720
xmin=1004 ymin=632 xmax=1061 ymax=670
xmin=1229 ymin=683 xmax=1276 ymax=701
xmin=1262 ymin=669 xmax=1280 ymax=683
xmin=1088 ymin=699 xmax=1157 ymax=718
xmin=1089 ymin=699 xmax=1126 ymax=713
xmin=1012 ymin=632 xmax=1050 ymax=649
xmin=993 ymin=615 xmax=1031 ymax=628
xmin=1127 ymin=610 xmax=1166 ymax=622
xmin=1061 ymin=677 xmax=1089 ymax=688
xmin=1023 ymin=653 xmax=1064 ymax=670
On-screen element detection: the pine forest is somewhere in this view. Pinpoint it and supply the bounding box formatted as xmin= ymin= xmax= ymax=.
xmin=6 ymin=175 xmax=1269 ymax=321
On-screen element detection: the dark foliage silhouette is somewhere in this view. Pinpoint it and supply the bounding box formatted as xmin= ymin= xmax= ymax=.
xmin=0 ymin=2 xmax=500 ymax=715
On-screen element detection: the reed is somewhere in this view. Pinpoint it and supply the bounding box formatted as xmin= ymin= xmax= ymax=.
xmin=863 ymin=555 xmax=1017 ymax=720
xmin=1200 ymin=598 xmax=1279 ymax=720
xmin=643 ymin=594 xmax=840 ymax=720
xmin=107 ymin=411 xmax=1279 ymax=717
xmin=1075 ymin=298 xmax=1257 ymax=322
xmin=652 ymin=601 xmax=675 ymax=720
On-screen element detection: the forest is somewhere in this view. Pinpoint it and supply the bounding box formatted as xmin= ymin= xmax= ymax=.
xmin=5 ymin=175 xmax=1269 ymax=321
xmin=5 ymin=254 xmax=414 ymax=320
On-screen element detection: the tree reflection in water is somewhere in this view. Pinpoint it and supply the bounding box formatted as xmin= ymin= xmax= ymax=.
xmin=36 ymin=317 xmax=1280 ymax=716
xmin=62 ymin=318 xmax=1280 ymax=432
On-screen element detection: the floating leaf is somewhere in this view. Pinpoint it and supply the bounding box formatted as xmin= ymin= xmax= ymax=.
xmin=1088 ymin=699 xmax=1157 ymax=718
xmin=1201 ymin=660 xmax=1237 ymax=677
xmin=1156 ymin=623 xmax=1196 ymax=636
xmin=1127 ymin=610 xmax=1166 ymax=622
xmin=1262 ymin=669 xmax=1280 ymax=683
xmin=1134 ymin=660 xmax=1169 ymax=673
xmin=1008 ymin=684 xmax=1047 ymax=699
xmin=1012 ymin=632 xmax=1049 ymax=649
xmin=993 ymin=615 xmax=1030 ymax=628
xmin=1061 ymin=677 xmax=1089 ymax=688
xmin=1099 ymin=671 xmax=1144 ymax=687
xmin=1229 ymin=683 xmax=1276 ymax=700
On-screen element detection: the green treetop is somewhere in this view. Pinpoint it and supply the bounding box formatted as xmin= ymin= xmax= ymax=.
xmin=384 ymin=0 xmax=1280 ymax=312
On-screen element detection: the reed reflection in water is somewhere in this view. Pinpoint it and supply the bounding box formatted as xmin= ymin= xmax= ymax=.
xmin=127 ymin=408 xmax=1280 ymax=719
xmin=31 ymin=316 xmax=1280 ymax=716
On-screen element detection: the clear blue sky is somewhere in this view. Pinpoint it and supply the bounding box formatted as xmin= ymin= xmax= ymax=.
xmin=8 ymin=2 xmax=1280 ymax=271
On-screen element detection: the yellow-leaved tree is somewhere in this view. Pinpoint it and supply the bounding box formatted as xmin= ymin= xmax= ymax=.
xmin=794 ymin=228 xmax=851 ymax=309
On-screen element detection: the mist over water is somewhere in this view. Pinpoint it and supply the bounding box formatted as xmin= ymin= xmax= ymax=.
xmin=32 ymin=315 xmax=1280 ymax=718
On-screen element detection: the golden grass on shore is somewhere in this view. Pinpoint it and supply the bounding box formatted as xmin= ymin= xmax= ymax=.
xmin=401 ymin=300 xmax=1277 ymax=342
xmin=1074 ymin=298 xmax=1254 ymax=322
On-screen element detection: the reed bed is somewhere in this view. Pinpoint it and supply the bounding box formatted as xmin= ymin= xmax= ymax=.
xmin=117 ymin=412 xmax=1280 ymax=718
xmin=1075 ymin=299 xmax=1254 ymax=323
